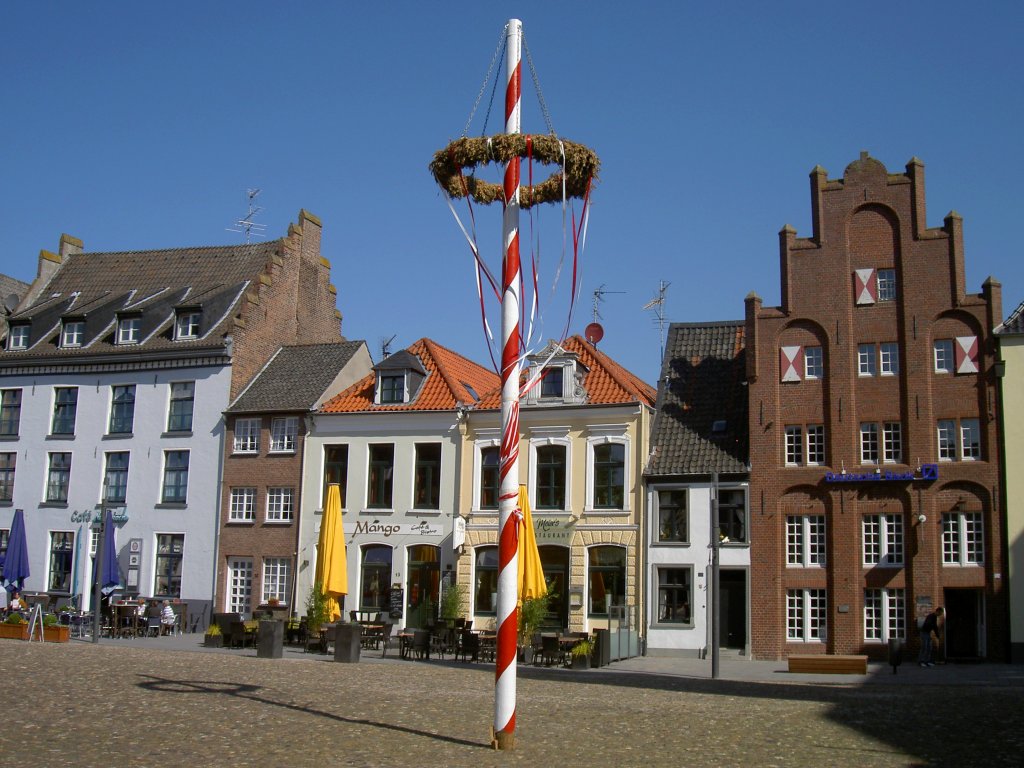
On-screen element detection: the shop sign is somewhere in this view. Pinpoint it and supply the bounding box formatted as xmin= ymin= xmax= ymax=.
xmin=350 ymin=520 xmax=442 ymax=538
xmin=824 ymin=464 xmax=938 ymax=483
xmin=70 ymin=507 xmax=128 ymax=526
xmin=535 ymin=518 xmax=573 ymax=543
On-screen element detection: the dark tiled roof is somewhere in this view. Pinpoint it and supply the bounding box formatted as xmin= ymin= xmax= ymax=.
xmin=645 ymin=321 xmax=748 ymax=477
xmin=227 ymin=341 xmax=368 ymax=413
xmin=995 ymin=300 xmax=1024 ymax=336
xmin=0 ymin=274 xmax=29 ymax=306
xmin=3 ymin=242 xmax=280 ymax=359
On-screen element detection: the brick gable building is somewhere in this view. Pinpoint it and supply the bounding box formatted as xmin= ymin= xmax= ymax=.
xmin=745 ymin=154 xmax=1005 ymax=660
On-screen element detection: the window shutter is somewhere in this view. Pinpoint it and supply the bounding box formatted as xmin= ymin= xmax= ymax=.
xmin=955 ymin=336 xmax=979 ymax=374
xmin=780 ymin=346 xmax=804 ymax=382
xmin=854 ymin=268 xmax=877 ymax=305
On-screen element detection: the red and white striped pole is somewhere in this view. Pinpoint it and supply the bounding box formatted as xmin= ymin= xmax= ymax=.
xmin=494 ymin=17 xmax=522 ymax=752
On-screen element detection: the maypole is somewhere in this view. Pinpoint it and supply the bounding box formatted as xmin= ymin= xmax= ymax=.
xmin=493 ymin=17 xmax=523 ymax=752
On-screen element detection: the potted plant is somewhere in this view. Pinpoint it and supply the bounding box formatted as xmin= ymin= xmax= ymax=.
xmin=42 ymin=613 xmax=70 ymax=643
xmin=439 ymin=583 xmax=467 ymax=626
xmin=570 ymin=637 xmax=594 ymax=670
xmin=305 ymin=581 xmax=329 ymax=634
xmin=517 ymin=593 xmax=551 ymax=664
xmin=0 ymin=613 xmax=29 ymax=641
xmin=203 ymin=622 xmax=224 ymax=648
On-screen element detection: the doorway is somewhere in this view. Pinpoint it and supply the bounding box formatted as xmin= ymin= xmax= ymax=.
xmin=538 ymin=546 xmax=569 ymax=629
xmin=406 ymin=545 xmax=440 ymax=628
xmin=719 ymin=569 xmax=747 ymax=651
xmin=943 ymin=587 xmax=984 ymax=660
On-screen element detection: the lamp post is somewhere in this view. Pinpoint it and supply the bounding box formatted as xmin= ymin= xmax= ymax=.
xmin=91 ymin=475 xmax=108 ymax=643
xmin=711 ymin=471 xmax=720 ymax=679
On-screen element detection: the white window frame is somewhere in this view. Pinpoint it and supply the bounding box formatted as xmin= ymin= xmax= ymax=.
xmin=233 ymin=418 xmax=260 ymax=454
xmin=934 ymin=339 xmax=954 ymax=373
xmin=262 ymin=558 xmax=290 ymax=605
xmin=227 ymin=557 xmax=253 ymax=615
xmin=942 ymin=511 xmax=984 ymax=566
xmin=883 ymin=422 xmax=902 ymax=463
xmin=858 ymin=344 xmax=877 ymax=376
xmin=7 ymin=326 xmax=29 ymax=350
xmin=266 ymin=487 xmax=294 ymax=522
xmin=864 ymin=587 xmax=905 ymax=642
xmin=117 ymin=316 xmax=141 ymax=345
xmin=584 ymin=426 xmax=629 ymax=512
xmin=61 ymin=321 xmax=84 ymax=348
xmin=804 ymin=346 xmax=823 ymax=379
xmin=376 ymin=373 xmax=407 ymax=405
xmin=862 ymin=514 xmax=904 ymax=566
xmin=471 ymin=434 xmax=501 ymax=511
xmin=527 ymin=427 xmax=572 ymax=514
xmin=784 ymin=426 xmax=803 ymax=466
xmin=860 ymin=423 xmax=879 ymax=464
xmin=787 ymin=588 xmax=827 ymax=642
xmin=937 ymin=419 xmax=957 ymax=461
xmin=229 ymin=487 xmax=256 ymax=522
xmin=879 ymin=342 xmax=899 ymax=375
xmin=786 ymin=515 xmax=826 ymax=568
xmin=806 ymin=425 xmax=825 ymax=466
xmin=269 ymin=417 xmax=298 ymax=453
xmin=960 ymin=418 xmax=981 ymax=460
xmin=876 ymin=269 xmax=897 ymax=302
xmin=175 ymin=311 xmax=201 ymax=340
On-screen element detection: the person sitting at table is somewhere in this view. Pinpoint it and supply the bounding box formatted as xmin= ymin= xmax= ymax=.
xmin=136 ymin=597 xmax=147 ymax=618
xmin=160 ymin=600 xmax=176 ymax=635
xmin=6 ymin=589 xmax=26 ymax=612
xmin=145 ymin=600 xmax=161 ymax=619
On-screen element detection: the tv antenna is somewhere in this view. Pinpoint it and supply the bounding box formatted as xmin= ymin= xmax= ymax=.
xmin=643 ymin=280 xmax=671 ymax=363
xmin=226 ymin=188 xmax=267 ymax=243
xmin=380 ymin=334 xmax=397 ymax=360
xmin=591 ymin=284 xmax=625 ymax=322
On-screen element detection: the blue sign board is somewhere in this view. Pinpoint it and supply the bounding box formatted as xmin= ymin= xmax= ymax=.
xmin=824 ymin=464 xmax=938 ymax=483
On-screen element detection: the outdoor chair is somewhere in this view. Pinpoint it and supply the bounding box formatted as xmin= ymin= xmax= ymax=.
xmin=379 ymin=622 xmax=397 ymax=657
xmin=539 ymin=634 xmax=561 ymax=666
xmin=145 ymin=617 xmax=161 ymax=637
xmin=457 ymin=630 xmax=480 ymax=662
xmin=411 ymin=629 xmax=430 ymax=659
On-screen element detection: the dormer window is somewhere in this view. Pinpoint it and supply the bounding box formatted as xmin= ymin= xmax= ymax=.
xmin=379 ymin=374 xmax=405 ymax=404
xmin=117 ymin=316 xmax=141 ymax=345
xmin=524 ymin=344 xmax=588 ymax=406
xmin=540 ymin=367 xmax=564 ymax=398
xmin=61 ymin=320 xmax=85 ymax=348
xmin=7 ymin=325 xmax=29 ymax=351
xmin=372 ymin=349 xmax=426 ymax=405
xmin=175 ymin=311 xmax=200 ymax=340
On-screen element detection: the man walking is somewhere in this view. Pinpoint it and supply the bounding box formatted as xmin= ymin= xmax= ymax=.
xmin=918 ymin=606 xmax=944 ymax=667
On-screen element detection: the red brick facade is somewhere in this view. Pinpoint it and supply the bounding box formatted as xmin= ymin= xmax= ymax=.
xmin=746 ymin=154 xmax=1005 ymax=660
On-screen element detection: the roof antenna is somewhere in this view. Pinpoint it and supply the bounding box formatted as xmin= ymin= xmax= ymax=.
xmin=380 ymin=334 xmax=397 ymax=360
xmin=643 ymin=280 xmax=671 ymax=363
xmin=226 ymin=189 xmax=267 ymax=243
xmin=591 ymin=283 xmax=624 ymax=323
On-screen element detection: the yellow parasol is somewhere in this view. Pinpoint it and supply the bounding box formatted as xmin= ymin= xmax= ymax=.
xmin=516 ymin=485 xmax=547 ymax=602
xmin=315 ymin=484 xmax=348 ymax=621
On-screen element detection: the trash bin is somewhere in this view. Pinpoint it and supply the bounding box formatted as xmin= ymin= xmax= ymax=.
xmin=334 ymin=622 xmax=361 ymax=663
xmin=887 ymin=637 xmax=902 ymax=673
xmin=257 ymin=620 xmax=284 ymax=659
xmin=592 ymin=628 xmax=611 ymax=668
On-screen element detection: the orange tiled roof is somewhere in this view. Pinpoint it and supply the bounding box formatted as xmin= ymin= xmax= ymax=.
xmin=476 ymin=335 xmax=656 ymax=409
xmin=319 ymin=338 xmax=499 ymax=413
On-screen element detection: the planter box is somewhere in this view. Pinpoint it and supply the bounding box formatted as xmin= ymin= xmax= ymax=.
xmin=0 ymin=623 xmax=29 ymax=641
xmin=204 ymin=634 xmax=224 ymax=648
xmin=43 ymin=625 xmax=70 ymax=643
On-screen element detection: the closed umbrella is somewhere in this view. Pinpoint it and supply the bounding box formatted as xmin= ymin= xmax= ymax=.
xmin=516 ymin=485 xmax=547 ymax=602
xmin=2 ymin=509 xmax=30 ymax=591
xmin=91 ymin=509 xmax=121 ymax=594
xmin=315 ymin=484 xmax=348 ymax=622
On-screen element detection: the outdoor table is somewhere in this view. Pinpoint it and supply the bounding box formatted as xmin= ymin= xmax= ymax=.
xmin=478 ymin=632 xmax=497 ymax=663
xmin=397 ymin=631 xmax=414 ymax=659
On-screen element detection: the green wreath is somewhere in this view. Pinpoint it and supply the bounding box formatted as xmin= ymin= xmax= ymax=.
xmin=429 ymin=134 xmax=599 ymax=209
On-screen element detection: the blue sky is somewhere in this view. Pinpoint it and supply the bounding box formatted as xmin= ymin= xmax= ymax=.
xmin=2 ymin=2 xmax=1021 ymax=385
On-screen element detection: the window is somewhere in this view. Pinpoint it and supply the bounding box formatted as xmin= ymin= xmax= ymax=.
xmin=262 ymin=558 xmax=290 ymax=604
xmin=787 ymin=588 xmax=826 ymax=642
xmin=109 ymin=385 xmax=136 ymax=434
xmin=0 ymin=529 xmax=8 ymax=562
xmin=656 ymin=567 xmax=692 ymax=625
xmin=46 ymin=452 xmax=72 ymax=503
xmin=266 ymin=487 xmax=294 ymax=522
xmin=717 ymin=488 xmax=747 ymax=543
xmin=787 ymin=516 xmax=826 ymax=567
xmin=592 ymin=443 xmax=625 ymax=509
xmin=229 ymin=487 xmax=256 ymax=522
xmin=414 ymin=443 xmax=442 ymax=509
xmin=804 ymin=346 xmax=823 ymax=379
xmin=270 ymin=417 xmax=298 ymax=452
xmin=864 ymin=588 xmax=905 ymax=642
xmin=104 ymin=452 xmax=130 ymax=504
xmin=51 ymin=387 xmax=78 ymax=435
xmin=167 ymin=382 xmax=194 ymax=432
xmin=7 ymin=325 xmax=29 ymax=350
xmin=937 ymin=420 xmax=957 ymax=461
xmin=657 ymin=490 xmax=687 ymax=543
xmin=367 ymin=444 xmax=394 ymax=508
xmin=48 ymin=532 xmax=75 ymax=592
xmin=479 ymin=446 xmax=499 ymax=510
xmin=233 ymin=418 xmax=260 ymax=454
xmin=324 ymin=445 xmax=348 ymax=507
xmin=942 ymin=512 xmax=984 ymax=566
xmin=879 ymin=342 xmax=899 ymax=375
xmin=588 ymin=546 xmax=626 ymax=616
xmin=175 ymin=311 xmax=200 ymax=340
xmin=961 ymin=418 xmax=981 ymax=460
xmin=877 ymin=269 xmax=897 ymax=301
xmin=0 ymin=453 xmax=14 ymax=502
xmin=161 ymin=450 xmax=189 ymax=504
xmin=806 ymin=425 xmax=825 ymax=465
xmin=858 ymin=344 xmax=877 ymax=376
xmin=937 ymin=418 xmax=981 ymax=461
xmin=860 ymin=423 xmax=879 ymax=464
xmin=540 ymin=367 xmax=563 ymax=398
xmin=862 ymin=514 xmax=904 ymax=566
xmin=379 ymin=374 xmax=404 ymax=404
xmin=535 ymin=444 xmax=567 ymax=510
xmin=934 ymin=340 xmax=954 ymax=373
xmin=0 ymin=389 xmax=22 ymax=436
xmin=154 ymin=534 xmax=184 ymax=597
xmin=61 ymin=320 xmax=84 ymax=348
xmin=227 ymin=558 xmax=253 ymax=614
xmin=360 ymin=544 xmax=392 ymax=611
xmin=473 ymin=546 xmax=498 ymax=614
xmin=785 ymin=426 xmax=803 ymax=466
xmin=883 ymin=422 xmax=902 ymax=463
xmin=117 ymin=316 xmax=141 ymax=344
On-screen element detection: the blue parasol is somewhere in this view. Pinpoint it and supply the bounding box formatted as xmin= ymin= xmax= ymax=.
xmin=91 ymin=509 xmax=121 ymax=594
xmin=2 ymin=509 xmax=30 ymax=591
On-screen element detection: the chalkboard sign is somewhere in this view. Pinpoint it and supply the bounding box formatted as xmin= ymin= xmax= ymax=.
xmin=388 ymin=587 xmax=404 ymax=619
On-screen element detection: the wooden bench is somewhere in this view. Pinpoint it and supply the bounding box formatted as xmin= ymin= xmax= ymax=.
xmin=787 ymin=654 xmax=868 ymax=674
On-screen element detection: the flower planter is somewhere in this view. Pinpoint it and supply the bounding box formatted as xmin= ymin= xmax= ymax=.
xmin=0 ymin=623 xmax=29 ymax=641
xmin=204 ymin=634 xmax=224 ymax=648
xmin=43 ymin=625 xmax=70 ymax=643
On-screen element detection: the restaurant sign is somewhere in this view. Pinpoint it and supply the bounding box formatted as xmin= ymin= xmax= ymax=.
xmin=824 ymin=464 xmax=939 ymax=484
xmin=71 ymin=507 xmax=128 ymax=526
xmin=348 ymin=519 xmax=442 ymax=538
xmin=535 ymin=518 xmax=574 ymax=543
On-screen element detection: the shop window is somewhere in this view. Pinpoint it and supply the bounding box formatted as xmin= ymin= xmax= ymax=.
xmin=360 ymin=544 xmax=392 ymax=611
xmin=588 ymin=546 xmax=625 ymax=617
xmin=655 ymin=567 xmax=692 ymax=625
xmin=474 ymin=546 xmax=498 ymax=614
xmin=48 ymin=531 xmax=75 ymax=592
xmin=155 ymin=534 xmax=184 ymax=597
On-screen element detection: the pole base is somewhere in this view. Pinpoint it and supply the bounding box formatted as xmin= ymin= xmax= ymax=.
xmin=491 ymin=727 xmax=515 ymax=751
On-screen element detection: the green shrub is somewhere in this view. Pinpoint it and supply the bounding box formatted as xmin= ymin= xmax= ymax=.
xmin=4 ymin=613 xmax=26 ymax=625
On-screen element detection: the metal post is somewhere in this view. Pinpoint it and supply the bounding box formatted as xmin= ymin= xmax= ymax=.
xmin=493 ymin=17 xmax=523 ymax=752
xmin=92 ymin=476 xmax=108 ymax=643
xmin=711 ymin=472 xmax=720 ymax=679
